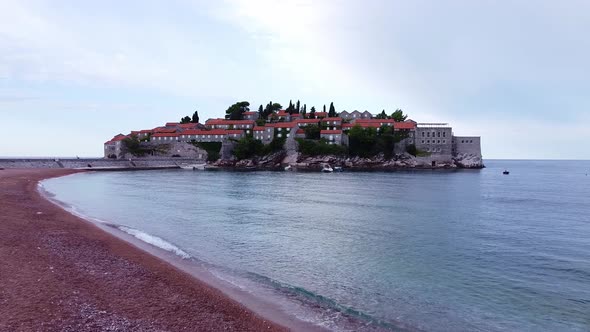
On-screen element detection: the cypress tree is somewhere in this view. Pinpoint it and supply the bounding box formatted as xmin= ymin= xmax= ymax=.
xmin=328 ymin=102 xmax=336 ymax=117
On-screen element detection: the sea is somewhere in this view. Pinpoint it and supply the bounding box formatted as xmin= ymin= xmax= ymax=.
xmin=40 ymin=160 xmax=590 ymax=331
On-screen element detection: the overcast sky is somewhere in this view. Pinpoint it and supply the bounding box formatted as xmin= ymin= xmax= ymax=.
xmin=1 ymin=0 xmax=589 ymax=159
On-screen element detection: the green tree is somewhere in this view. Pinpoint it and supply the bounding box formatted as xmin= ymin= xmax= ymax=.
xmin=262 ymin=101 xmax=282 ymax=119
xmin=225 ymin=101 xmax=250 ymax=120
xmin=348 ymin=125 xmax=378 ymax=157
xmin=391 ymin=109 xmax=408 ymax=122
xmin=232 ymin=136 xmax=264 ymax=160
xmin=309 ymin=106 xmax=316 ymax=119
xmin=301 ymin=104 xmax=307 ymax=118
xmin=323 ymin=104 xmax=326 ymax=113
xmin=296 ymin=100 xmax=300 ymax=114
xmin=304 ymin=124 xmax=320 ymax=139
xmin=328 ymin=102 xmax=336 ymax=117
xmin=180 ymin=116 xmax=191 ymax=124
xmin=191 ymin=110 xmax=200 ymax=123
xmin=376 ymin=110 xmax=387 ymax=119
xmin=287 ymin=100 xmax=295 ymax=114
xmin=258 ymin=104 xmax=263 ymax=114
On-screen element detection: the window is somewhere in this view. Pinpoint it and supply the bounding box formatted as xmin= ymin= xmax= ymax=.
xmin=437 ymin=132 xmax=441 ymax=137
xmin=422 ymin=132 xmax=425 ymax=137
xmin=427 ymin=140 xmax=430 ymax=144
xmin=470 ymin=140 xmax=473 ymax=143
xmin=427 ymin=132 xmax=430 ymax=137
xmin=461 ymin=140 xmax=464 ymax=143
xmin=443 ymin=132 xmax=446 ymax=137
xmin=443 ymin=140 xmax=446 ymax=144
xmin=422 ymin=140 xmax=425 ymax=144
xmin=437 ymin=140 xmax=440 ymax=144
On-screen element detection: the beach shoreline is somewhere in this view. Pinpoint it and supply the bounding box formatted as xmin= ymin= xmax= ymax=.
xmin=0 ymin=168 xmax=289 ymax=331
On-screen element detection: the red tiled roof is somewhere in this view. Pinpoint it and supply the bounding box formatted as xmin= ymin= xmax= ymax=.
xmin=296 ymin=119 xmax=320 ymax=124
xmin=394 ymin=121 xmax=417 ymax=130
xmin=205 ymin=119 xmax=255 ymax=125
xmin=355 ymin=119 xmax=395 ymax=123
xmin=178 ymin=123 xmax=199 ymax=129
xmin=105 ymin=134 xmax=127 ymax=144
xmin=269 ymin=122 xmax=296 ymax=128
xmin=138 ymin=129 xmax=153 ymax=134
xmin=165 ymin=122 xmax=179 ymax=127
xmin=314 ymin=112 xmax=327 ymax=116
xmin=153 ymin=127 xmax=178 ymax=133
xmin=179 ymin=129 xmax=203 ymax=135
xmin=343 ymin=123 xmax=381 ymax=129
xmin=193 ymin=130 xmax=228 ymax=136
xmin=277 ymin=110 xmax=289 ymax=116
xmin=320 ymin=130 xmax=342 ymax=134
xmin=243 ymin=111 xmax=257 ymax=115
xmin=296 ymin=129 xmax=305 ymax=134
xmin=253 ymin=126 xmax=266 ymax=131
xmin=291 ymin=113 xmax=301 ymax=117
xmin=152 ymin=132 xmax=179 ymax=137
xmin=321 ymin=117 xmax=342 ymax=122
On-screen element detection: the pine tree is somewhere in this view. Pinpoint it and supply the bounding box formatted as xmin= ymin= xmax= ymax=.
xmin=296 ymin=100 xmax=300 ymax=114
xmin=323 ymin=104 xmax=326 ymax=113
xmin=191 ymin=110 xmax=200 ymax=123
xmin=302 ymin=104 xmax=307 ymax=118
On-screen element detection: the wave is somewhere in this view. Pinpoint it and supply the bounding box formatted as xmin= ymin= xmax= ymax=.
xmin=245 ymin=272 xmax=402 ymax=331
xmin=117 ymin=226 xmax=191 ymax=259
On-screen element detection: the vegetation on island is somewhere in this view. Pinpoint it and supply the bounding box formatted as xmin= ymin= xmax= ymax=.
xmin=212 ymin=99 xmax=415 ymax=161
xmin=232 ymin=136 xmax=286 ymax=160
xmin=180 ymin=110 xmax=200 ymax=124
xmin=122 ymin=134 xmax=167 ymax=157
xmin=190 ymin=141 xmax=222 ymax=161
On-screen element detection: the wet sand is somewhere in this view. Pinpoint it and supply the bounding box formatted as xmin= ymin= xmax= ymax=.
xmin=0 ymin=169 xmax=287 ymax=331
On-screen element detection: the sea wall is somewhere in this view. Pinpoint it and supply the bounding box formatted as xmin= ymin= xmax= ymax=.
xmin=0 ymin=158 xmax=201 ymax=170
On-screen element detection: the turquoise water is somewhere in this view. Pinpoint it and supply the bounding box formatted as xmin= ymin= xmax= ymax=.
xmin=42 ymin=161 xmax=590 ymax=331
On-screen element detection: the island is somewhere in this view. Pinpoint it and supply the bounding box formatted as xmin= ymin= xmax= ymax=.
xmin=104 ymin=101 xmax=483 ymax=170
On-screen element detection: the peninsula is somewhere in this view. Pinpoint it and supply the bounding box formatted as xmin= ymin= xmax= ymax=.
xmin=104 ymin=101 xmax=483 ymax=170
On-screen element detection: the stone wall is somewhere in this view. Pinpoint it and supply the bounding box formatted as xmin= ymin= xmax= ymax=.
xmin=452 ymin=136 xmax=482 ymax=156
xmin=415 ymin=127 xmax=453 ymax=156
xmin=0 ymin=158 xmax=202 ymax=169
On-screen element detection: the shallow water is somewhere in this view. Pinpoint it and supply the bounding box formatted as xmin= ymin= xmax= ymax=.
xmin=42 ymin=160 xmax=590 ymax=331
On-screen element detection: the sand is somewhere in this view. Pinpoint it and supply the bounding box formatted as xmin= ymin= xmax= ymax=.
xmin=0 ymin=169 xmax=287 ymax=331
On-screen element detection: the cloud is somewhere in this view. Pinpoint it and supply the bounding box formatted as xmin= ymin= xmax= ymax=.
xmin=1 ymin=0 xmax=589 ymax=158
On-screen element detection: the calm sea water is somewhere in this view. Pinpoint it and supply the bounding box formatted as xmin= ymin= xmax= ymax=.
xmin=42 ymin=160 xmax=590 ymax=331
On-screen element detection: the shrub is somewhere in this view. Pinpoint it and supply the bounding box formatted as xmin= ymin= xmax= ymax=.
xmin=406 ymin=144 xmax=417 ymax=156
xmin=296 ymin=138 xmax=347 ymax=156
xmin=304 ymin=124 xmax=320 ymax=139
xmin=192 ymin=142 xmax=222 ymax=162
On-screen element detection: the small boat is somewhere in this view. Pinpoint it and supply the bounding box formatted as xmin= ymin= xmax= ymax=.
xmin=284 ymin=165 xmax=292 ymax=171
xmin=321 ymin=164 xmax=334 ymax=173
xmin=503 ymin=170 xmax=510 ymax=175
xmin=334 ymin=166 xmax=343 ymax=172
xmin=179 ymin=163 xmax=206 ymax=170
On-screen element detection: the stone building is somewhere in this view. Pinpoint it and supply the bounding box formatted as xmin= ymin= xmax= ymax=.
xmin=103 ymin=134 xmax=127 ymax=158
xmin=320 ymin=129 xmax=343 ymax=145
xmin=253 ymin=126 xmax=275 ymax=144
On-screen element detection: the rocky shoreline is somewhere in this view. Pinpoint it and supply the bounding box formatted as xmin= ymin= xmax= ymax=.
xmin=214 ymin=152 xmax=485 ymax=171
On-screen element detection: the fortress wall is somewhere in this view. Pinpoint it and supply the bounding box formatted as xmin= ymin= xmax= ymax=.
xmin=453 ymin=136 xmax=482 ymax=156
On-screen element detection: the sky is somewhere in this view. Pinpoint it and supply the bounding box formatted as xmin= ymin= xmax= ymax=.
xmin=1 ymin=0 xmax=589 ymax=159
